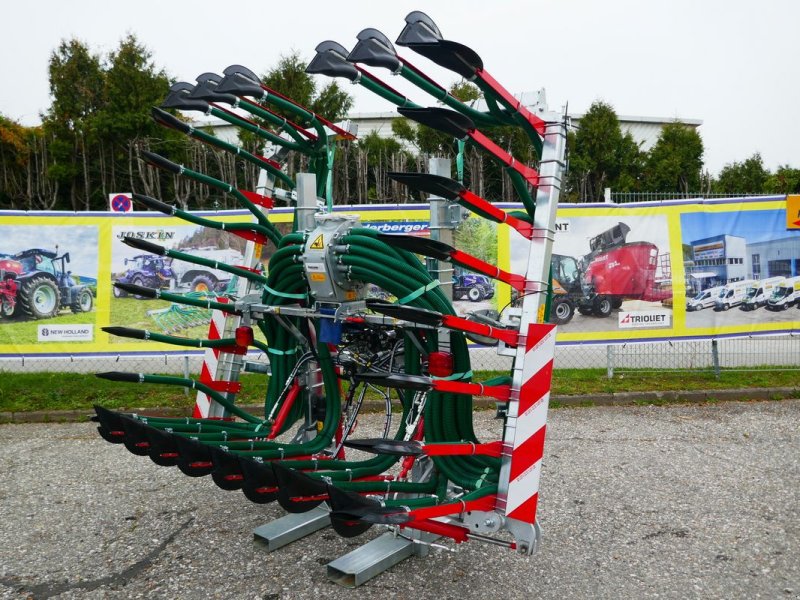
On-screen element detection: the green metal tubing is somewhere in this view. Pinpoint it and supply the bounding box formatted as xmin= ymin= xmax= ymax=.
xmin=178 ymin=166 xmax=274 ymax=232
xmin=137 ymin=374 xmax=265 ymax=425
xmin=188 ymin=125 xmax=296 ymax=189
xmin=399 ymin=65 xmax=498 ymax=128
xmin=164 ymin=247 xmax=267 ymax=284
xmin=147 ymin=290 xmax=239 ymax=314
xmin=209 ymin=106 xmax=306 ymax=157
xmin=236 ymin=99 xmax=316 ymax=150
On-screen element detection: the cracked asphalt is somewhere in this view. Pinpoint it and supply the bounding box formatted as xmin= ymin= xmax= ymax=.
xmin=1 ymin=400 xmax=798 ymax=600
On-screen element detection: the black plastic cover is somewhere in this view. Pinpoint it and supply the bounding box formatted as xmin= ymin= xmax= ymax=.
xmin=174 ymin=436 xmax=214 ymax=477
xmin=343 ymin=437 xmax=424 ymax=456
xmin=397 ymin=106 xmax=475 ymax=139
xmin=140 ymin=150 xmax=182 ymax=175
xmin=387 ymin=171 xmax=465 ymax=200
xmin=195 ymin=72 xmax=222 ymax=84
xmin=131 ymin=192 xmax=175 ymax=216
xmin=273 ymin=463 xmax=327 ymax=514
xmin=376 ymin=233 xmax=454 ymax=261
xmin=95 ymin=371 xmax=142 ymax=383
xmin=396 ymin=10 xmax=443 ymax=46
xmin=327 ymin=485 xmax=379 ymax=537
xmin=306 ymin=41 xmax=359 ymax=81
xmin=150 ymin=107 xmax=191 ymax=134
xmin=113 ymin=283 xmax=157 ymax=299
xmin=351 ymin=372 xmax=433 ymax=392
xmin=209 ymin=446 xmax=244 ymax=491
xmin=404 ymin=39 xmax=483 ymax=79
xmin=101 ymin=326 xmax=147 ymax=340
xmin=222 ymin=64 xmax=261 ymax=82
xmin=121 ymin=236 xmax=167 ymax=257
xmin=346 ymin=28 xmax=401 ymax=71
xmin=215 ymin=73 xmax=264 ymax=98
xmin=366 ymin=298 xmax=443 ymax=326
xmin=239 ymin=458 xmax=278 ymax=504
xmin=161 ymin=89 xmax=210 ymax=113
xmin=145 ymin=427 xmax=180 ymax=467
xmin=189 ymin=79 xmax=239 ymax=105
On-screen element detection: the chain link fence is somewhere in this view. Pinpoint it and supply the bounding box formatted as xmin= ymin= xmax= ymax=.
xmin=2 ymin=334 xmax=798 ymax=379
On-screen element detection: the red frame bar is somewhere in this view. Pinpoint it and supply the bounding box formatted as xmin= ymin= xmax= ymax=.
xmin=476 ymin=69 xmax=547 ymax=137
xmin=469 ymin=130 xmax=539 ymax=185
xmin=441 ymin=314 xmax=519 ymax=347
xmin=423 ymin=441 xmax=503 ymax=457
xmin=268 ymin=384 xmax=302 ymax=439
xmin=406 ymin=495 xmax=496 ymax=521
xmin=459 ymin=189 xmax=533 ymax=239
xmin=206 ymin=380 xmax=243 ymax=393
xmin=450 ymin=249 xmax=526 ymax=292
xmin=238 ymin=189 xmax=274 ymax=209
xmin=432 ymin=379 xmax=511 ymax=401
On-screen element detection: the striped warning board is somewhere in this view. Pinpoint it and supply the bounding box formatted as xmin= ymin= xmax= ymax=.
xmin=503 ymin=322 xmax=556 ymax=524
xmin=194 ymin=298 xmax=229 ymax=418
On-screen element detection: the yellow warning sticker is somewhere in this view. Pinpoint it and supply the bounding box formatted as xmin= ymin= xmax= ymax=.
xmin=310 ymin=234 xmax=324 ymax=250
xmin=309 ymin=272 xmax=326 ymax=282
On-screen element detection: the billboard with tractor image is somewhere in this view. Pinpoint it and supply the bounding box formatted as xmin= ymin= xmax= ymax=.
xmin=0 ymin=196 xmax=797 ymax=356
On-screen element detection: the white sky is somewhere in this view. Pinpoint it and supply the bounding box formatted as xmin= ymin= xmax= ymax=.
xmin=3 ymin=0 xmax=798 ymax=175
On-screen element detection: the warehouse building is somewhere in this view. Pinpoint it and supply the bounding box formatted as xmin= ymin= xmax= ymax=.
xmin=686 ymin=234 xmax=747 ymax=290
xmin=746 ymin=236 xmax=800 ymax=279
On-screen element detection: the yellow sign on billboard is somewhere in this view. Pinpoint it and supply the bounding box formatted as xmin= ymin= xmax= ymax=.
xmin=787 ymin=195 xmax=800 ymax=229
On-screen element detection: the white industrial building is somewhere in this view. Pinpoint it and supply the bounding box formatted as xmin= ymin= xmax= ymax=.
xmin=686 ymin=234 xmax=747 ymax=291
xmin=190 ymin=89 xmax=702 ymax=152
xmin=746 ymin=236 xmax=800 ymax=279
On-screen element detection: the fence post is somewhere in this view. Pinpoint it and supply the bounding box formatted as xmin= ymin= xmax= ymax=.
xmin=183 ymin=356 xmax=190 ymax=397
xmin=711 ymin=339 xmax=720 ymax=378
xmin=606 ymin=344 xmax=614 ymax=379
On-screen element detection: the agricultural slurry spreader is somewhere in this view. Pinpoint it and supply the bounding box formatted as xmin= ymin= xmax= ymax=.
xmin=92 ymin=11 xmax=567 ymax=584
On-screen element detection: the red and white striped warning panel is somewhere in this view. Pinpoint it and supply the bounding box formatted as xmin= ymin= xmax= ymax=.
xmin=194 ymin=298 xmax=230 ymax=418
xmin=503 ymin=322 xmax=556 ymax=524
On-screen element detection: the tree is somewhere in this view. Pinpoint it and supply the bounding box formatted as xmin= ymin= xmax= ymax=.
xmin=643 ymin=122 xmax=704 ymax=194
xmin=94 ymin=34 xmax=176 ymax=209
xmin=44 ymin=39 xmax=106 ymax=210
xmin=713 ymin=153 xmax=769 ymax=195
xmin=765 ymin=165 xmax=800 ymax=194
xmin=564 ymin=101 xmax=645 ymax=202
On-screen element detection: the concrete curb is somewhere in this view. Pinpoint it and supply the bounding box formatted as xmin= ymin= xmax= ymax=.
xmin=2 ymin=387 xmax=798 ymax=424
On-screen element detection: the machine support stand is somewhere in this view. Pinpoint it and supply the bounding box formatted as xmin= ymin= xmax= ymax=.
xmin=252 ymin=507 xmax=331 ymax=552
xmin=326 ymin=530 xmax=438 ymax=588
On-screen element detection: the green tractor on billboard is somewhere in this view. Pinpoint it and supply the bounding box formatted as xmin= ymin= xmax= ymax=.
xmin=13 ymin=249 xmax=94 ymax=319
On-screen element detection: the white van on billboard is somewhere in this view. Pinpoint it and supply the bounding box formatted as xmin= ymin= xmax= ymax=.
xmin=714 ymin=279 xmax=755 ymax=311
xmin=687 ymin=286 xmax=724 ymax=311
xmin=739 ymin=276 xmax=785 ymax=311
xmin=765 ymin=276 xmax=800 ymax=311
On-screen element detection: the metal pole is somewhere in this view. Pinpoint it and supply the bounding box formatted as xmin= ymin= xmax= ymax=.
xmin=607 ymin=344 xmax=614 ymax=379
xmin=427 ymin=157 xmax=454 ymax=351
xmin=711 ymin=339 xmax=720 ymax=378
xmin=183 ymin=356 xmax=190 ymax=396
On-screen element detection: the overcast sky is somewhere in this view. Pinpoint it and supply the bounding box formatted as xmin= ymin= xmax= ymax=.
xmin=3 ymin=0 xmax=797 ymax=175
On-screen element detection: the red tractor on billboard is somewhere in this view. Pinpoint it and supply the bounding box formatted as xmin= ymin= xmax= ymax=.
xmin=0 ymin=254 xmax=24 ymax=319
xmin=575 ymin=222 xmax=672 ymax=317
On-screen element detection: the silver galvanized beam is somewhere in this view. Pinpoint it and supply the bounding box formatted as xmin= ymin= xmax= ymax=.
xmin=252 ymin=507 xmax=330 ymax=552
xmin=326 ymin=531 xmax=436 ymax=588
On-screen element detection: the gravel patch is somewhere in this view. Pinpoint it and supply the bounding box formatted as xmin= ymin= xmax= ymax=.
xmin=1 ymin=400 xmax=798 ymax=599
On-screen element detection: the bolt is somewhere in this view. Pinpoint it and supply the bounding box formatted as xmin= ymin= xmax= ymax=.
xmin=483 ymin=518 xmax=496 ymax=528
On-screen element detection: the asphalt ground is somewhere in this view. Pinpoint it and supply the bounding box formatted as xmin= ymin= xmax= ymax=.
xmin=0 ymin=400 xmax=798 ymax=600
